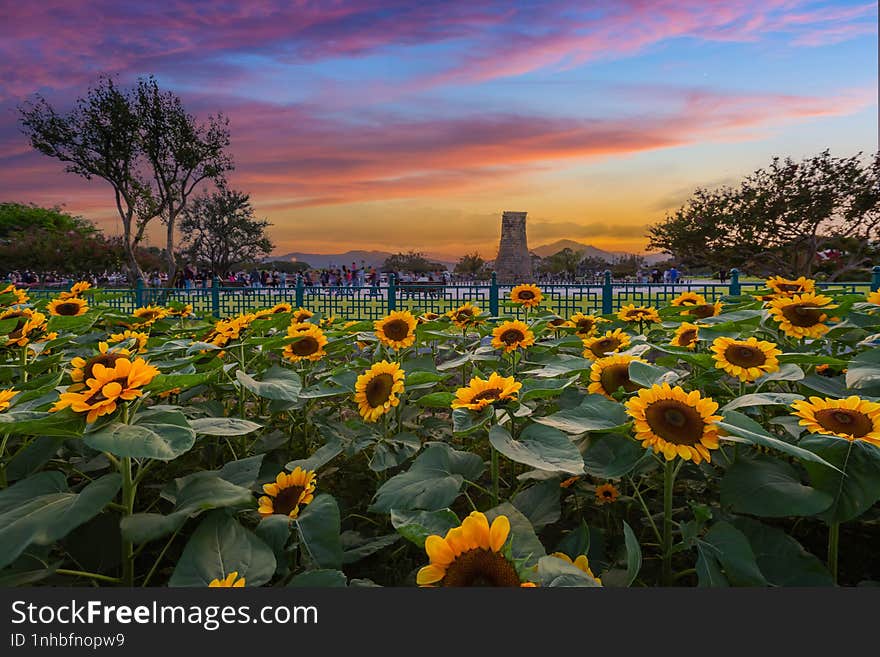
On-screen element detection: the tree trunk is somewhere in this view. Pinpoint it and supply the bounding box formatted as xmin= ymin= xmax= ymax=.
xmin=165 ymin=209 xmax=178 ymax=288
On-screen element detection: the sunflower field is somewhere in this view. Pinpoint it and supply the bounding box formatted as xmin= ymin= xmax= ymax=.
xmin=1 ymin=278 xmax=879 ymax=588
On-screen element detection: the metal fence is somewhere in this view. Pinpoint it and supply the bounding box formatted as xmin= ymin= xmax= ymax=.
xmin=23 ymin=267 xmax=880 ymax=320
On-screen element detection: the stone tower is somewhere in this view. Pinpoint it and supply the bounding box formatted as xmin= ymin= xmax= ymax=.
xmin=494 ymin=211 xmax=533 ymax=284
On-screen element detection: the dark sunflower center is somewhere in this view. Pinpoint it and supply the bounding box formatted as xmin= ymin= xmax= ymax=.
xmin=679 ymin=297 xmax=699 ymax=306
xmin=599 ymin=364 xmax=640 ymax=395
xmin=724 ymin=344 xmax=766 ymax=368
xmin=500 ymin=329 xmax=525 ymax=345
xmin=677 ymin=329 xmax=697 ymax=346
xmin=55 ymin=302 xmax=82 ymax=316
xmin=2 ymin=314 xmax=27 ymax=338
xmin=549 ymin=318 xmax=565 ymax=327
xmin=601 ymin=489 xmax=614 ymax=498
xmin=814 ymin=409 xmax=872 ymax=438
xmin=272 ymin=485 xmax=306 ymax=516
xmin=84 ymin=353 xmax=126 ymax=380
xmin=644 ymin=400 xmax=705 ymax=445
xmin=781 ymin=304 xmax=824 ymax=327
xmin=626 ymin=310 xmax=649 ymax=319
xmin=290 ymin=336 xmax=319 ymax=356
xmin=688 ymin=305 xmax=715 ymax=319
xmin=441 ymin=549 xmax=522 ymax=587
xmin=469 ymin=388 xmax=502 ymax=403
xmin=383 ymin=319 xmax=411 ymax=341
xmin=365 ymin=373 xmax=394 ymax=407
xmin=576 ymin=319 xmax=595 ymax=332
xmin=455 ymin=308 xmax=474 ymax=320
xmin=590 ymin=338 xmax=620 ymax=357
xmin=777 ymin=283 xmax=803 ymax=293
xmin=138 ymin=311 xmax=159 ymax=321
xmin=294 ymin=313 xmax=311 ymax=322
xmin=517 ymin=290 xmax=535 ymax=300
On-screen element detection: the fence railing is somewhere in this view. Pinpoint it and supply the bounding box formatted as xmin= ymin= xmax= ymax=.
xmin=22 ymin=267 xmax=880 ymax=321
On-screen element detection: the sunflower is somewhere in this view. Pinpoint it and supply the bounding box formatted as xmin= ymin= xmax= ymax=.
xmin=258 ymin=467 xmax=317 ymax=519
xmin=209 ymin=572 xmax=246 ymax=588
xmin=670 ymin=291 xmax=707 ymax=307
xmin=710 ymin=336 xmax=781 ymax=382
xmin=791 ymin=396 xmax=880 ymax=446
xmin=595 ymin=483 xmax=619 ymax=505
xmin=671 ymin=322 xmax=700 ymax=349
xmin=417 ymin=511 xmax=525 ymax=587
xmin=108 ymin=330 xmax=149 ymax=353
xmin=47 ymin=297 xmax=88 ymax=316
xmin=560 ymin=476 xmax=581 ymax=489
xmin=510 ymin=284 xmax=543 ymax=308
xmin=582 ymin=328 xmax=631 ymax=360
xmin=168 ymin=303 xmax=194 ymax=317
xmin=867 ymin=290 xmax=880 ymax=305
xmin=206 ymin=314 xmax=254 ymax=347
xmin=491 ymin=320 xmax=535 ymax=353
xmin=550 ymin=552 xmax=602 ymax=584
xmin=452 ymin=373 xmax=521 ymax=410
xmin=618 ymin=304 xmax=660 ymax=324
xmin=269 ymin=302 xmax=293 ymax=315
xmin=682 ymin=301 xmax=722 ymax=319
xmin=132 ymin=305 xmax=170 ymax=326
xmin=69 ymin=342 xmax=132 ymax=389
xmin=587 ymin=354 xmax=645 ymax=399
xmin=625 ymin=383 xmax=722 ymax=463
xmin=374 ymin=310 xmax=417 ymax=350
xmin=418 ymin=312 xmax=441 ymax=324
xmin=0 ymin=308 xmax=47 ymax=346
xmin=0 ymin=284 xmax=29 ymax=306
xmin=58 ymin=281 xmax=92 ymax=300
xmin=292 ymin=307 xmax=314 ymax=323
xmin=447 ymin=302 xmax=483 ymax=328
xmin=766 ymin=275 xmax=815 ymax=298
xmin=354 ymin=360 xmax=406 ymax=422
xmin=52 ymin=357 xmax=160 ymax=423
xmin=767 ymin=292 xmax=836 ymax=339
xmin=282 ymin=323 xmax=328 ymax=362
xmin=566 ymin=312 xmax=607 ymax=338
xmin=0 ymin=388 xmax=18 ymax=412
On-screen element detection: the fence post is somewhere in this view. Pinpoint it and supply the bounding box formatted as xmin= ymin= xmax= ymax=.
xmin=872 ymin=265 xmax=880 ymax=293
xmin=489 ymin=271 xmax=499 ymax=316
xmin=388 ymin=273 xmax=397 ymax=311
xmin=729 ymin=268 xmax=741 ymax=296
xmin=211 ymin=276 xmax=221 ymax=318
xmin=295 ymin=274 xmax=304 ymax=308
xmin=135 ymin=278 xmax=144 ymax=309
xmin=602 ymin=270 xmax=613 ymax=315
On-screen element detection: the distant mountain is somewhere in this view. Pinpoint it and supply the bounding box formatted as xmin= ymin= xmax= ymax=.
xmin=267 ymin=250 xmax=456 ymax=270
xmin=531 ymin=239 xmax=667 ymax=265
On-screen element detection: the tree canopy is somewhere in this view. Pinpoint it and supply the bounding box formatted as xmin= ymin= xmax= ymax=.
xmin=454 ymin=251 xmax=485 ymax=278
xmin=646 ymin=150 xmax=880 ymax=279
xmin=382 ymin=251 xmax=444 ymax=274
xmin=178 ymin=188 xmax=273 ymax=276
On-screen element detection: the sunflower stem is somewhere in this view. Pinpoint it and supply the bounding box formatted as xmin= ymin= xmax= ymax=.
xmin=119 ymin=404 xmax=135 ymax=587
xmin=661 ymin=459 xmax=677 ymax=586
xmin=628 ymin=477 xmax=663 ymax=547
xmin=19 ymin=345 xmax=28 ymax=384
xmin=490 ymin=444 xmax=500 ymax=507
xmin=827 ymin=521 xmax=840 ymax=585
xmin=56 ymin=569 xmax=122 ymax=585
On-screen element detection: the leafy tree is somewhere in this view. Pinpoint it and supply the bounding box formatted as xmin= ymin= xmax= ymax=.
xmin=0 ymin=202 xmax=96 ymax=237
xmin=382 ymin=251 xmax=443 ymax=274
xmin=454 ymin=251 xmax=485 ymax=278
xmin=178 ymin=189 xmax=274 ymax=276
xmin=539 ymin=247 xmax=583 ymax=278
xmin=263 ymin=261 xmax=310 ymax=274
xmin=610 ymin=254 xmax=645 ymax=278
xmin=647 ymin=150 xmax=880 ymax=279
xmin=18 ymin=75 xmax=232 ymax=284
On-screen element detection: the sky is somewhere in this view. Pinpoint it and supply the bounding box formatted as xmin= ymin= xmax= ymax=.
xmin=0 ymin=0 xmax=877 ymax=261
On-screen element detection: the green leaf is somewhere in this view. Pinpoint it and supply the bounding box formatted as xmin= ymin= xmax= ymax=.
xmin=489 ymin=424 xmax=584 ymax=475
xmin=144 ymin=372 xmax=214 ymax=394
xmin=756 ymin=363 xmax=804 ymax=383
xmin=845 ymin=349 xmax=880 ymax=396
xmin=523 ymin=355 xmax=593 ymax=378
xmin=390 ymin=508 xmax=460 ymax=548
xmin=533 ymin=394 xmax=628 ymax=434
xmin=801 ymin=435 xmax=880 ymax=523
xmin=236 ymin=366 xmax=302 ymax=401
xmin=622 ymin=520 xmax=642 ymax=587
xmin=416 ymin=391 xmax=456 ymax=408
xmin=512 ymin=480 xmax=561 ymax=530
xmin=403 ymin=371 xmax=448 ymax=390
xmin=536 ymin=554 xmax=601 ymax=587
xmin=84 ymin=409 xmax=195 ymax=460
xmin=451 ymin=406 xmax=494 ymax=434
xmin=0 ymin=472 xmax=121 ymax=569
xmin=485 ymin=502 xmax=546 ymax=568
xmin=287 ymin=569 xmax=347 ymax=587
xmin=582 ymin=433 xmax=650 ymax=479
xmin=286 ymin=440 xmax=343 ymax=472
xmin=519 ymin=376 xmax=578 ymax=401
xmin=370 ymin=443 xmax=484 ymax=513
xmin=295 ymin=494 xmax=343 ymax=570
xmin=799 ymin=374 xmax=850 ymax=399
xmin=721 ymin=392 xmax=804 ymax=413
xmin=168 ymin=510 xmax=276 ymax=587
xmin=368 ymin=432 xmax=421 ymax=472
xmin=730 ymin=516 xmax=833 ymax=586
xmin=717 ymin=411 xmax=837 ymax=469
xmin=189 ymin=417 xmax=263 ymax=436
xmin=699 ymin=521 xmax=766 ymax=586
xmin=0 ymin=409 xmax=85 ymax=437
xmin=720 ymin=454 xmax=832 ymax=518
xmin=342 ymin=533 xmax=400 ymax=564
xmin=628 ymin=360 xmax=680 ymax=388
